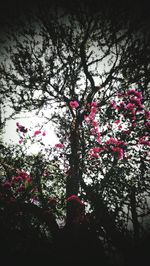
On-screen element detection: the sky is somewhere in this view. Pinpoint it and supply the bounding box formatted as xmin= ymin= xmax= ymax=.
xmin=2 ymin=108 xmax=59 ymax=154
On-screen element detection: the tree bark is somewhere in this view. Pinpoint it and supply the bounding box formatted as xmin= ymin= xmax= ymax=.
xmin=66 ymin=117 xmax=80 ymax=197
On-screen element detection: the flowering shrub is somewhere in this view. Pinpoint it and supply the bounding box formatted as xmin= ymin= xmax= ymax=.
xmin=1 ymin=87 xmax=149 ymax=236
xmin=1 ymin=170 xmax=38 ymax=203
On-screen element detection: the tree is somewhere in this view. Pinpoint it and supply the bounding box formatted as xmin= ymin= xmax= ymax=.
xmin=0 ymin=1 xmax=150 ymax=265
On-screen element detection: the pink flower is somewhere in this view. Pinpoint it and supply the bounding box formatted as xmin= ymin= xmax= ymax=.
xmin=90 ymin=153 xmax=99 ymax=158
xmin=91 ymin=102 xmax=97 ymax=107
xmin=126 ymin=103 xmax=135 ymax=111
xmin=34 ymin=130 xmax=41 ymax=136
xmin=89 ymin=112 xmax=95 ymax=120
xmin=110 ymin=101 xmax=117 ymax=109
xmin=127 ymin=89 xmax=142 ymax=99
xmin=88 ymin=147 xmax=103 ymax=158
xmin=89 ymin=107 xmax=97 ymax=120
xmin=117 ymin=93 xmax=123 ymax=98
xmin=69 ymin=101 xmax=79 ymax=109
xmin=55 ymin=143 xmax=64 ymax=148
xmin=118 ymin=102 xmax=126 ymax=111
xmin=130 ymin=97 xmax=143 ymax=109
xmin=97 ymin=132 xmax=101 ymax=143
xmin=92 ymin=120 xmax=98 ymax=127
xmin=92 ymin=147 xmax=101 ymax=153
xmin=139 ymin=140 xmax=150 ymax=146
xmin=106 ymin=138 xmax=126 ymax=147
xmin=91 ymin=107 xmax=97 ymax=113
xmin=114 ymin=119 xmax=120 ymax=125
xmin=139 ymin=137 xmax=150 ymax=146
xmin=84 ymin=115 xmax=90 ymax=124
xmin=42 ymin=132 xmax=46 ymax=136
xmin=90 ymin=128 xmax=97 ymax=135
xmin=106 ymin=138 xmax=118 ymax=146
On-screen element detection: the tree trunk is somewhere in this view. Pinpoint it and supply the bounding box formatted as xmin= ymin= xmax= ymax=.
xmin=66 ymin=117 xmax=81 ymax=224
xmin=66 ymin=117 xmax=80 ymax=197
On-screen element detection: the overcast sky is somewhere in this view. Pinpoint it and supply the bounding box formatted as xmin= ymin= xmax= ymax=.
xmin=3 ymin=108 xmax=59 ymax=154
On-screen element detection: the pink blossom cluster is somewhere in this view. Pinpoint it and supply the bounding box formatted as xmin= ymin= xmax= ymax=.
xmin=110 ymin=89 xmax=145 ymax=129
xmin=2 ymin=170 xmax=32 ymax=195
xmin=105 ymin=138 xmax=126 ymax=160
xmin=34 ymin=130 xmax=46 ymax=137
xmin=105 ymin=138 xmax=126 ymax=147
xmin=84 ymin=102 xmax=101 ymax=143
xmin=126 ymin=89 xmax=143 ymax=99
xmin=16 ymin=122 xmax=46 ymax=145
xmin=88 ymin=138 xmax=126 ymax=160
xmin=139 ymin=137 xmax=150 ymax=146
xmin=88 ymin=147 xmax=103 ymax=158
xmin=69 ymin=100 xmax=79 ymax=109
